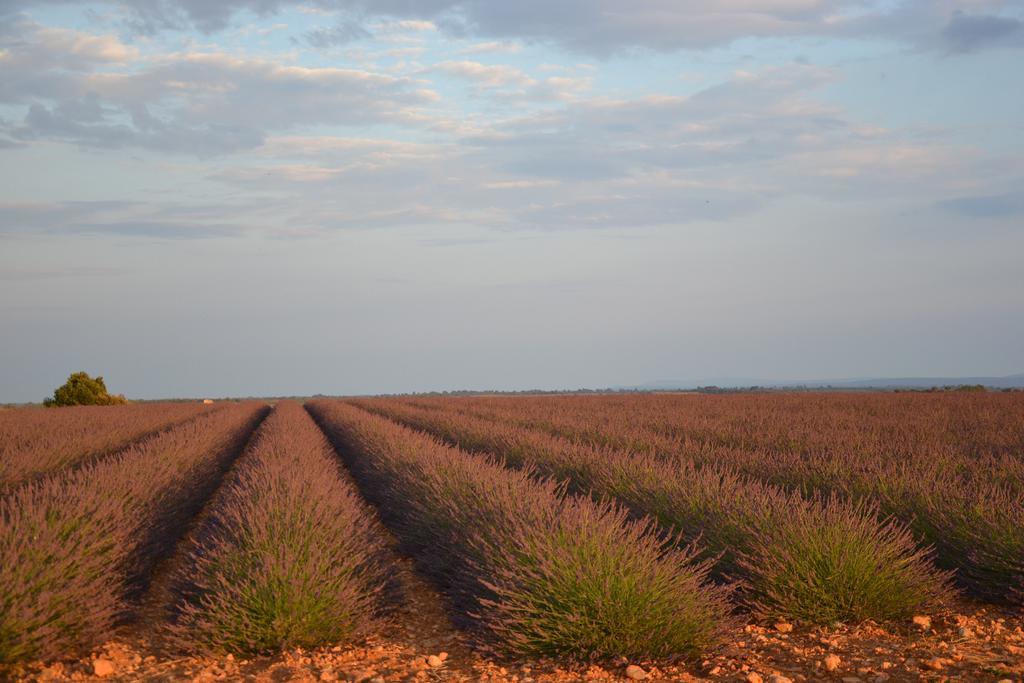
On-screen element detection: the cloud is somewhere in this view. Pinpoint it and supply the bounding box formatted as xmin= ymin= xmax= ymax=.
xmin=387 ymin=20 xmax=437 ymax=32
xmin=430 ymin=60 xmax=532 ymax=87
xmin=11 ymin=101 xmax=268 ymax=154
xmin=829 ymin=1 xmax=1024 ymax=55
xmin=1 ymin=21 xmax=438 ymax=154
xmin=178 ymin=63 xmax=995 ymax=237
xmin=304 ymin=20 xmax=371 ymax=48
xmin=7 ymin=0 xmax=855 ymax=50
xmin=0 ymin=200 xmax=252 ymax=238
xmin=6 ymin=1 xmax=1023 ymax=55
xmin=941 ymin=10 xmax=1024 ymax=53
xmin=459 ymin=40 xmax=522 ymax=55
xmin=938 ymin=193 xmax=1024 ymax=217
xmin=2 ymin=10 xmax=1015 ymax=242
xmin=0 ymin=265 xmax=131 ymax=281
xmin=0 ymin=23 xmax=138 ymax=67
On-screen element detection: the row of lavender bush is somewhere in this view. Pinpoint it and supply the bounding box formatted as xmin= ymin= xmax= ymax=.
xmin=357 ymin=398 xmax=952 ymax=624
xmin=408 ymin=395 xmax=1023 ymax=604
xmin=0 ymin=402 xmax=266 ymax=664
xmin=166 ymin=401 xmax=389 ymax=654
xmin=307 ymin=400 xmax=732 ymax=659
xmin=0 ymin=402 xmax=216 ymax=489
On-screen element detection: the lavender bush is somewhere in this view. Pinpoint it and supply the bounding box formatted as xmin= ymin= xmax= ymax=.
xmin=414 ymin=392 xmax=1024 ymax=603
xmin=357 ymin=398 xmax=952 ymax=624
xmin=308 ymin=400 xmax=732 ymax=659
xmin=0 ymin=401 xmax=215 ymax=489
xmin=168 ymin=401 xmax=389 ymax=654
xmin=0 ymin=403 xmax=266 ymax=664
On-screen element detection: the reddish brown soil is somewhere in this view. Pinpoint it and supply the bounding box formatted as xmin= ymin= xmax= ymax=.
xmin=9 ymin=588 xmax=1022 ymax=683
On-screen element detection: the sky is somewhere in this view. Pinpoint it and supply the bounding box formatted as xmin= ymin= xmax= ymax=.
xmin=1 ymin=1 xmax=1023 ymax=401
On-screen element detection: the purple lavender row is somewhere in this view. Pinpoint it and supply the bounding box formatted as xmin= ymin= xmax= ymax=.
xmin=0 ymin=401 xmax=218 ymax=488
xmin=166 ymin=401 xmax=389 ymax=655
xmin=307 ymin=399 xmax=732 ymax=660
xmin=355 ymin=397 xmax=952 ymax=623
xmin=0 ymin=402 xmax=267 ymax=664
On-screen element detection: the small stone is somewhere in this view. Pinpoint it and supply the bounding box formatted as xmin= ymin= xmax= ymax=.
xmin=824 ymin=654 xmax=841 ymax=672
xmin=872 ymin=676 xmax=890 ymax=683
xmin=746 ymin=673 xmax=764 ymax=683
xmin=438 ymin=652 xmax=449 ymax=662
xmin=840 ymin=678 xmax=862 ymax=683
xmin=39 ymin=665 xmax=64 ymax=682
xmin=92 ymin=659 xmax=116 ymax=678
xmin=625 ymin=664 xmax=647 ymax=680
xmin=911 ymin=615 xmax=931 ymax=631
xmin=957 ymin=626 xmax=973 ymax=639
xmin=370 ymin=678 xmax=386 ymax=683
xmin=775 ymin=622 xmax=794 ymax=633
xmin=319 ymin=670 xmax=337 ymax=682
xmin=427 ymin=655 xmax=444 ymax=668
xmin=769 ymin=675 xmax=792 ymax=683
xmin=925 ymin=658 xmax=944 ymax=671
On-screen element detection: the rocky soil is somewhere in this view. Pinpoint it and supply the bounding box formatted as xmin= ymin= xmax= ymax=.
xmin=7 ymin=593 xmax=1022 ymax=683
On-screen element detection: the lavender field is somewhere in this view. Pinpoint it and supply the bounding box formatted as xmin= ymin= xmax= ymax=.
xmin=1 ymin=393 xmax=1022 ymax=682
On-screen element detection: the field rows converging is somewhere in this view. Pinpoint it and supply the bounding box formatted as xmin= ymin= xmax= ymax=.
xmin=2 ymin=393 xmax=1023 ymax=680
xmin=351 ymin=398 xmax=954 ymax=625
xmin=407 ymin=393 xmax=1024 ymax=466
xmin=384 ymin=394 xmax=1024 ymax=605
xmin=307 ymin=399 xmax=733 ymax=659
xmin=401 ymin=393 xmax=1024 ymax=501
xmin=0 ymin=402 xmax=268 ymax=664
xmin=0 ymin=402 xmax=222 ymax=490
xmin=163 ymin=401 xmax=390 ymax=655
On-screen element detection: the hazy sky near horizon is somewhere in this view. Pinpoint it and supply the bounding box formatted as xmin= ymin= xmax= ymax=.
xmin=1 ymin=1 xmax=1023 ymax=401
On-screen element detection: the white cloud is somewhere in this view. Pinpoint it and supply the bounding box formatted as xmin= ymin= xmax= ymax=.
xmin=459 ymin=40 xmax=522 ymax=55
xmin=429 ymin=60 xmax=533 ymax=88
xmin=1 ymin=10 xmax=1019 ymax=243
xmin=107 ymin=63 xmax=997 ymax=237
xmin=5 ymin=1 xmax=1021 ymax=55
xmin=1 ymin=21 xmax=439 ymax=153
xmin=389 ymin=20 xmax=437 ymax=32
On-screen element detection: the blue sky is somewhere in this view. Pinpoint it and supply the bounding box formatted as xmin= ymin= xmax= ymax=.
xmin=1 ymin=1 xmax=1022 ymax=401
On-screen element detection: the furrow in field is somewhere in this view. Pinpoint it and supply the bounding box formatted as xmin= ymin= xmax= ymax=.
xmin=353 ymin=397 xmax=954 ymax=624
xmin=394 ymin=395 xmax=1024 ymax=605
xmin=0 ymin=402 xmax=221 ymax=490
xmin=0 ymin=402 xmax=268 ymax=664
xmin=405 ymin=393 xmax=1024 ymax=466
xmin=154 ymin=401 xmax=391 ymax=656
xmin=306 ymin=399 xmax=732 ymax=660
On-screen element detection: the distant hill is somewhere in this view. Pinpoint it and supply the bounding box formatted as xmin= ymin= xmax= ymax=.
xmin=632 ymin=374 xmax=1024 ymax=391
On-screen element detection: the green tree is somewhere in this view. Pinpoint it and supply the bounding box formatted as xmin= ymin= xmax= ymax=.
xmin=44 ymin=372 xmax=128 ymax=407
